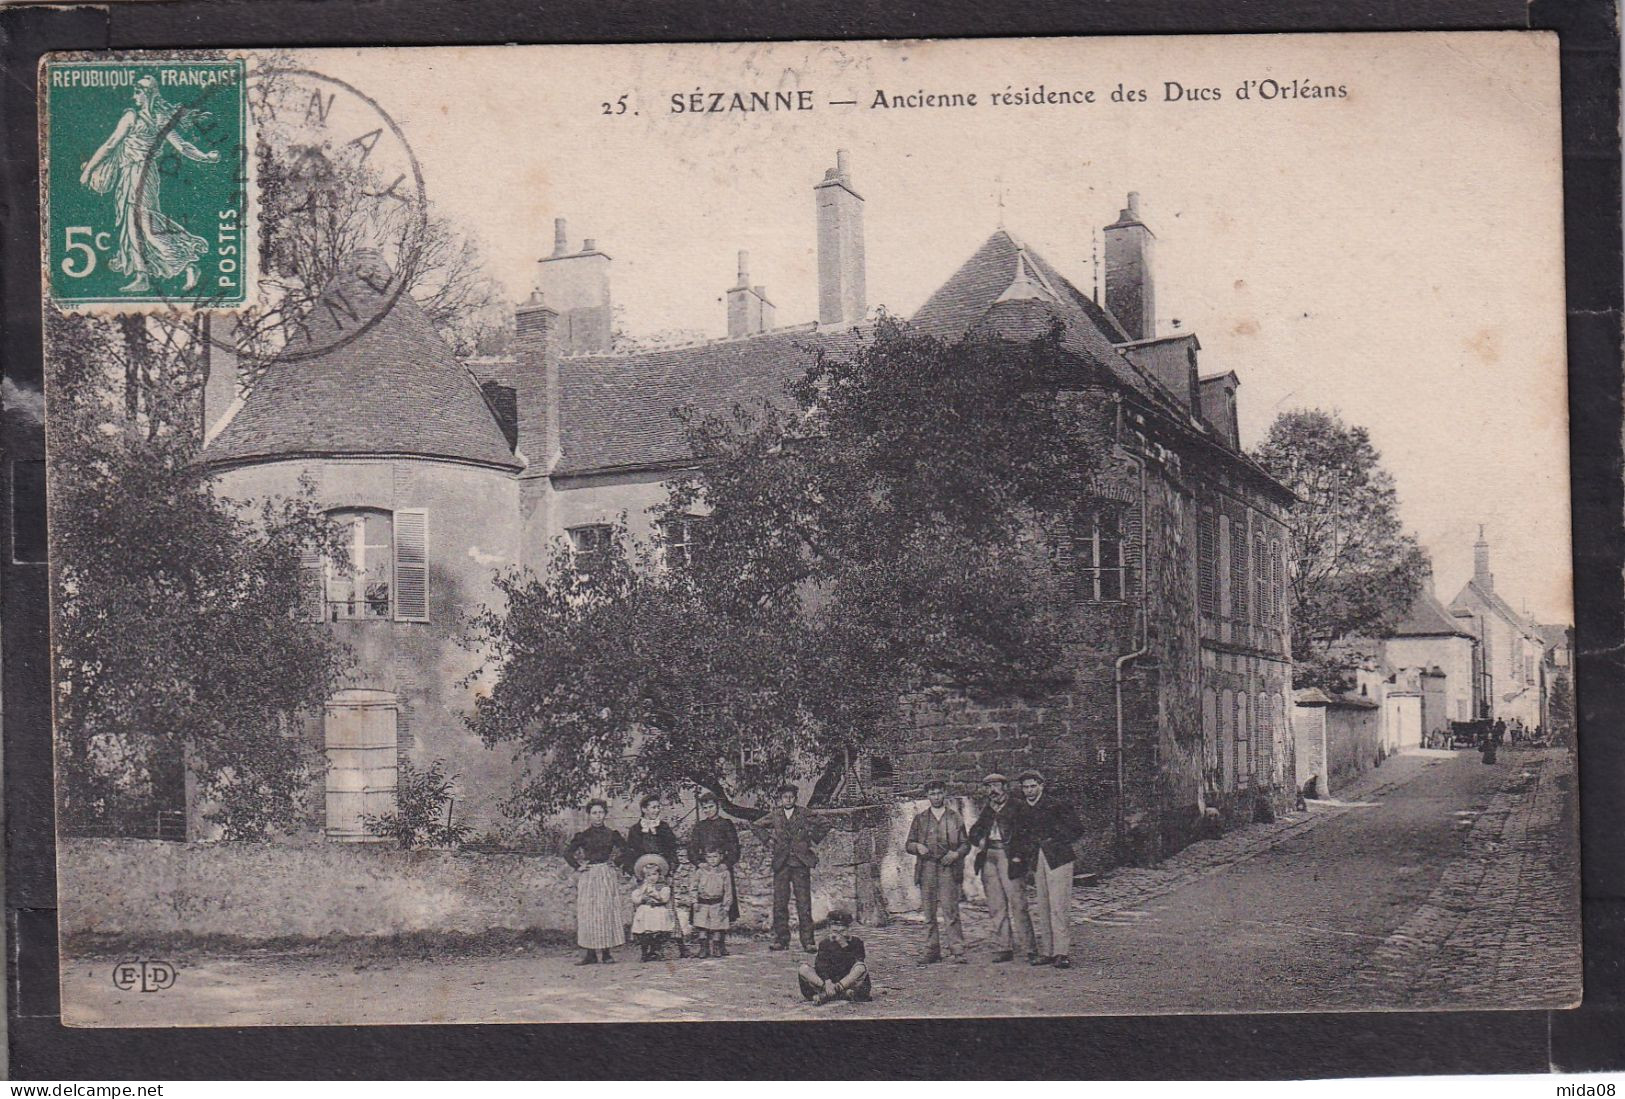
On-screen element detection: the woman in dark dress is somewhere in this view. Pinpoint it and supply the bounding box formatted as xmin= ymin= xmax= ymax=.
xmin=564 ymin=799 xmax=627 ymax=965
xmin=620 ymin=794 xmax=688 ymax=956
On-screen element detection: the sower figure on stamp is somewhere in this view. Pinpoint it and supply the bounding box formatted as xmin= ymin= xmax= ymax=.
xmin=738 ymin=784 xmax=831 ymax=953
xmin=1013 ymin=769 xmax=1083 ymax=969
xmin=78 ymin=75 xmax=219 ymax=294
xmin=906 ymin=779 xmax=971 ymax=965
xmin=969 ymin=772 xmax=1037 ymax=964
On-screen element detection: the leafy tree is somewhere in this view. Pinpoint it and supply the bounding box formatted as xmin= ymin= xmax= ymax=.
xmin=1547 ymin=671 xmax=1575 ymax=745
xmin=1252 ymin=409 xmax=1429 ymax=679
xmin=47 ymin=310 xmax=350 ymax=839
xmin=362 ymin=758 xmax=473 ymax=848
xmin=466 ymin=316 xmax=1111 ymax=816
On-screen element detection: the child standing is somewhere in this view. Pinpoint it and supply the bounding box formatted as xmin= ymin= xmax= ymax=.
xmin=691 ymin=846 xmax=735 ymax=958
xmin=630 ymin=854 xmax=678 ymax=962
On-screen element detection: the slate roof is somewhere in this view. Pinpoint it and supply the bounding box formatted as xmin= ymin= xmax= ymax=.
xmin=203 ymin=260 xmax=520 ymax=470
xmin=553 ymin=324 xmax=866 ymax=475
xmin=1391 ymin=587 xmax=1477 ymax=638
xmin=910 ymin=230 xmax=1182 ymax=412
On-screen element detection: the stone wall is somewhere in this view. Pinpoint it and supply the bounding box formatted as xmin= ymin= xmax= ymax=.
xmin=60 ymin=812 xmax=895 ymax=946
xmin=1324 ymin=699 xmax=1383 ymax=794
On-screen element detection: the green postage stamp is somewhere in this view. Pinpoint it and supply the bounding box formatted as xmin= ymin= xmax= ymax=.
xmin=43 ymin=57 xmax=251 ymax=309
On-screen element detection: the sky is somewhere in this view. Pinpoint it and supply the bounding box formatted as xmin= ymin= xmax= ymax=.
xmin=294 ymin=34 xmax=1570 ymax=621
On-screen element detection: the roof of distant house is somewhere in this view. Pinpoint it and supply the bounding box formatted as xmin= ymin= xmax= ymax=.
xmin=1390 ymin=587 xmax=1477 ymax=639
xmin=203 ymin=261 xmax=520 ymax=470
xmin=1449 ymin=578 xmax=1542 ymax=638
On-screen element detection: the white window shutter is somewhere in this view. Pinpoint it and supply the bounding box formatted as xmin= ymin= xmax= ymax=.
xmin=393 ymin=509 xmax=429 ymax=622
xmin=299 ymin=550 xmax=326 ymax=623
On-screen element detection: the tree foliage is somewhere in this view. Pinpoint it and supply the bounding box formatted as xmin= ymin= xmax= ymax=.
xmin=1252 ymin=409 xmax=1429 ymax=675
xmin=466 ymin=317 xmax=1112 ymax=816
xmin=47 ymin=310 xmax=350 ymax=839
xmin=362 ymin=758 xmax=473 ymax=848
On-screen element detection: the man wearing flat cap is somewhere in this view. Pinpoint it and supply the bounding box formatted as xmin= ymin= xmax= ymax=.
xmin=905 ymin=779 xmax=971 ymax=964
xmin=1012 ymin=769 xmax=1083 ymax=968
xmin=969 ymin=772 xmax=1036 ymax=963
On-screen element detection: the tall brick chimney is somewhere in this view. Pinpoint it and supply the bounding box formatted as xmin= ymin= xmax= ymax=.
xmin=726 ymin=251 xmax=776 ymax=338
xmin=513 ymin=290 xmax=561 ymax=473
xmin=1104 ymin=192 xmax=1157 ymax=341
xmin=1474 ymin=525 xmax=1494 ymax=590
xmin=814 ymin=149 xmax=866 ymax=328
xmin=537 ymin=218 xmax=612 ymax=355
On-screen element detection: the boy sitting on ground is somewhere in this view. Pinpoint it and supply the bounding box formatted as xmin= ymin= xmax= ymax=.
xmin=798 ymin=909 xmax=871 ymax=1005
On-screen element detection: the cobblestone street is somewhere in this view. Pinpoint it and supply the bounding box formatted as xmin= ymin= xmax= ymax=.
xmin=61 ymin=748 xmax=1580 ymax=1025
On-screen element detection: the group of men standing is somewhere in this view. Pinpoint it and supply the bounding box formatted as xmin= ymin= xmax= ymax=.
xmin=905 ymin=770 xmax=1083 ymax=969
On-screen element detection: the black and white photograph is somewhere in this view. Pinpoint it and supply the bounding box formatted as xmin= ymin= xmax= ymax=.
xmin=34 ymin=33 xmax=1580 ymax=1027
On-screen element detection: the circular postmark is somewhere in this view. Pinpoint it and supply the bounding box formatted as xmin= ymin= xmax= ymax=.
xmin=133 ymin=60 xmax=428 ymax=369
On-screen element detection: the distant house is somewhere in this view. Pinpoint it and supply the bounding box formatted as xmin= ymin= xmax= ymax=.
xmin=1383 ymin=571 xmax=1482 ymax=726
xmin=1448 ymin=528 xmax=1550 ymax=729
xmin=195 ymin=154 xmax=1295 ymax=867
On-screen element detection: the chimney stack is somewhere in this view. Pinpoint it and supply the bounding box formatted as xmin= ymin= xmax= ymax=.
xmin=814 ymin=149 xmax=867 ymax=327
xmin=726 ymin=250 xmax=776 ymax=338
xmin=1474 ymin=525 xmax=1494 ymax=589
xmin=513 ymin=289 xmax=562 ymax=475
xmin=537 ymin=222 xmax=612 ymax=355
xmin=1104 ymin=191 xmax=1157 ymax=341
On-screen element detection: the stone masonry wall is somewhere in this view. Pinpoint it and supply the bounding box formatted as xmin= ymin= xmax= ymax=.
xmin=60 ymin=809 xmax=895 ymax=946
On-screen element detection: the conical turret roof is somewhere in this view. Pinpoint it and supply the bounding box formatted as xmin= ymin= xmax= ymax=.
xmin=203 ymin=255 xmax=519 ymax=470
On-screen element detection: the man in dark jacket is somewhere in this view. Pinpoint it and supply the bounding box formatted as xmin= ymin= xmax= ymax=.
xmin=742 ymin=784 xmax=830 ymax=952
xmin=688 ymin=791 xmax=742 ymax=924
xmin=1013 ymin=769 xmax=1082 ymax=968
xmin=905 ymin=779 xmax=971 ymax=964
xmin=969 ymin=772 xmax=1036 ymax=963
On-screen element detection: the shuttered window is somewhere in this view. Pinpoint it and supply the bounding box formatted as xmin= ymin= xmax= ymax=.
xmin=1230 ymin=517 xmax=1250 ymax=623
xmin=1197 ymin=507 xmax=1218 ymax=616
xmin=1254 ymin=532 xmax=1267 ymax=626
xmin=324 ymin=692 xmax=398 ymax=841
xmin=393 ymin=508 xmax=428 ymax=622
xmin=1271 ymin=540 xmax=1285 ymax=632
xmin=299 ymin=550 xmax=326 ymax=623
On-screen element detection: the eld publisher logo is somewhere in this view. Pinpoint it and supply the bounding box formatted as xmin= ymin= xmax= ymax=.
xmin=111 ymin=958 xmax=176 ymax=993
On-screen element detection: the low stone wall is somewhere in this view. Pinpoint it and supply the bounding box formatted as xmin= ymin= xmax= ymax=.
xmin=60 ymin=838 xmax=581 ymax=942
xmin=61 ymin=810 xmax=899 ymax=946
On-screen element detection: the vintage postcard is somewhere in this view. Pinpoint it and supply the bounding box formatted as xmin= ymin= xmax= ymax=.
xmin=38 ymin=33 xmax=1578 ymax=1026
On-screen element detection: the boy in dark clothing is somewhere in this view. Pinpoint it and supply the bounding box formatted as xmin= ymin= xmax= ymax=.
xmin=797 ymin=910 xmax=871 ymax=1005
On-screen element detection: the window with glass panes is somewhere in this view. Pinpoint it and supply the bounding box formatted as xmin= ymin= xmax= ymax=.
xmin=660 ymin=515 xmax=706 ymax=569
xmin=1060 ymin=510 xmax=1129 ymax=602
xmin=568 ymin=524 xmax=613 ymax=570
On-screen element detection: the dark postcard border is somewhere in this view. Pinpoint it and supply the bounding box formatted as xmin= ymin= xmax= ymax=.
xmin=3 ymin=0 xmax=1620 ymax=1080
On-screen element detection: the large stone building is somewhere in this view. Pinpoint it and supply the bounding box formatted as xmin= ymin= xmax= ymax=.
xmin=197 ymin=153 xmax=1295 ymax=871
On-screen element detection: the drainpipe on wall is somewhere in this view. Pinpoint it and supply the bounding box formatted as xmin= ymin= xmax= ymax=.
xmin=1114 ymin=414 xmax=1153 ymax=859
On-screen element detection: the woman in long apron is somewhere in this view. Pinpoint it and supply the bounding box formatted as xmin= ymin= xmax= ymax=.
xmin=565 ymin=799 xmax=627 ymax=964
